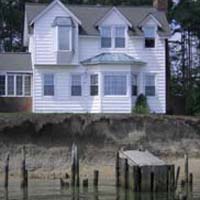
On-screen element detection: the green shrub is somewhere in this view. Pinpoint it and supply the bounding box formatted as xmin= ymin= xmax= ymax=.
xmin=132 ymin=94 xmax=150 ymax=114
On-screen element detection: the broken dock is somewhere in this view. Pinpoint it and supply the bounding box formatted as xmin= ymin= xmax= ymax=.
xmin=116 ymin=150 xmax=175 ymax=192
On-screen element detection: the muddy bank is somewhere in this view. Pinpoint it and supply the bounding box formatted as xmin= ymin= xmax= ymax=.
xmin=0 ymin=114 xmax=199 ymax=178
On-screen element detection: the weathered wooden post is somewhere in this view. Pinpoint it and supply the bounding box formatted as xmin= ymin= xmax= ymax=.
xmin=71 ymin=144 xmax=76 ymax=187
xmin=124 ymin=159 xmax=129 ymax=189
xmin=76 ymin=146 xmax=80 ymax=187
xmin=93 ymin=170 xmax=99 ymax=187
xmin=150 ymin=171 xmax=154 ymax=192
xmin=4 ymin=153 xmax=10 ymax=189
xmin=184 ymin=154 xmax=189 ymax=184
xmin=116 ymin=152 xmax=120 ymax=187
xmin=83 ymin=178 xmax=89 ymax=188
xmin=189 ymin=173 xmax=193 ymax=191
xmin=175 ymin=166 xmax=180 ymax=190
xmin=21 ymin=146 xmax=28 ymax=188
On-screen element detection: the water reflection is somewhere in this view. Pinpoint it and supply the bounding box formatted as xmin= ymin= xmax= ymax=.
xmin=1 ymin=184 xmax=197 ymax=200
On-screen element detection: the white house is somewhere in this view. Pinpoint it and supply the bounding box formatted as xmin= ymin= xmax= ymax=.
xmin=0 ymin=0 xmax=170 ymax=113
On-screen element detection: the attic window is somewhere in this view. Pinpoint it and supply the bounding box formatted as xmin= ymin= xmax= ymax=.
xmin=53 ymin=17 xmax=73 ymax=51
xmin=143 ymin=26 xmax=156 ymax=48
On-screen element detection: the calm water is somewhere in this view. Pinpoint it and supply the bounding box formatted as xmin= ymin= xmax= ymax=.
xmin=0 ymin=179 xmax=200 ymax=200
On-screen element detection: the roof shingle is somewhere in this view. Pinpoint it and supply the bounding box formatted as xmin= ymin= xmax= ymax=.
xmin=25 ymin=3 xmax=170 ymax=37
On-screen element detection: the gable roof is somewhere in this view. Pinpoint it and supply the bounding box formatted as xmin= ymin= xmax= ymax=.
xmin=0 ymin=53 xmax=32 ymax=71
xmin=30 ymin=0 xmax=81 ymax=25
xmin=25 ymin=3 xmax=170 ymax=37
xmin=138 ymin=13 xmax=162 ymax=28
xmin=95 ymin=7 xmax=132 ymax=27
xmin=81 ymin=53 xmax=146 ymax=65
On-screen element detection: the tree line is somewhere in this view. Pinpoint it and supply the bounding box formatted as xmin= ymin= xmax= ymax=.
xmin=0 ymin=0 xmax=199 ymax=115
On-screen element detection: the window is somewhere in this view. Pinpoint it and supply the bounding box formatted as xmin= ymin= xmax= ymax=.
xmin=101 ymin=27 xmax=111 ymax=48
xmin=115 ymin=27 xmax=125 ymax=48
xmin=145 ymin=74 xmax=156 ymax=96
xmin=90 ymin=74 xmax=98 ymax=96
xmin=7 ymin=75 xmax=14 ymax=95
xmin=71 ymin=75 xmax=82 ymax=96
xmin=143 ymin=26 xmax=156 ymax=48
xmin=24 ymin=76 xmax=31 ymax=96
xmin=104 ymin=74 xmax=127 ymax=96
xmin=58 ymin=26 xmax=71 ymax=51
xmin=16 ymin=75 xmax=23 ymax=96
xmin=0 ymin=75 xmax=5 ymax=96
xmin=100 ymin=26 xmax=126 ymax=48
xmin=132 ymin=74 xmax=138 ymax=96
xmin=44 ymin=74 xmax=54 ymax=96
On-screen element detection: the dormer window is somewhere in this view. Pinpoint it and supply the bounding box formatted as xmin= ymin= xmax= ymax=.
xmin=100 ymin=26 xmax=126 ymax=49
xmin=143 ymin=25 xmax=156 ymax=48
xmin=53 ymin=17 xmax=73 ymax=51
xmin=115 ymin=27 xmax=125 ymax=48
xmin=58 ymin=26 xmax=71 ymax=51
xmin=101 ymin=27 xmax=112 ymax=48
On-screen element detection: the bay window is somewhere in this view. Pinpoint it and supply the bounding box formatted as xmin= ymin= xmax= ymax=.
xmin=143 ymin=26 xmax=156 ymax=48
xmin=90 ymin=74 xmax=98 ymax=96
xmin=104 ymin=74 xmax=127 ymax=96
xmin=71 ymin=74 xmax=82 ymax=96
xmin=115 ymin=27 xmax=125 ymax=48
xmin=145 ymin=74 xmax=156 ymax=96
xmin=0 ymin=75 xmax=5 ymax=96
xmin=132 ymin=74 xmax=138 ymax=96
xmin=43 ymin=74 xmax=54 ymax=96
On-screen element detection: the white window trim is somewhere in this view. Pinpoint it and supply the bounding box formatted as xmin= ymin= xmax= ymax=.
xmin=70 ymin=73 xmax=83 ymax=97
xmin=56 ymin=26 xmax=72 ymax=52
xmin=0 ymin=73 xmax=6 ymax=97
xmin=142 ymin=25 xmax=157 ymax=49
xmin=90 ymin=73 xmax=99 ymax=96
xmin=131 ymin=72 xmax=139 ymax=97
xmin=43 ymin=73 xmax=55 ymax=97
xmin=144 ymin=73 xmax=157 ymax=97
xmin=99 ymin=25 xmax=127 ymax=49
xmin=0 ymin=73 xmax=32 ymax=98
xmin=103 ymin=72 xmax=129 ymax=97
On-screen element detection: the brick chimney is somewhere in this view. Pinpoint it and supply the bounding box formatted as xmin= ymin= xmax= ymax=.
xmin=153 ymin=0 xmax=168 ymax=12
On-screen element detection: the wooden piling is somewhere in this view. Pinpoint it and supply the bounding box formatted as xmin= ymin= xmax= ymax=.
xmin=93 ymin=170 xmax=99 ymax=187
xmin=21 ymin=146 xmax=28 ymax=188
xmin=71 ymin=144 xmax=76 ymax=187
xmin=150 ymin=171 xmax=154 ymax=192
xmin=175 ymin=166 xmax=180 ymax=189
xmin=184 ymin=154 xmax=189 ymax=184
xmin=4 ymin=153 xmax=9 ymax=188
xmin=76 ymin=147 xmax=80 ymax=187
xmin=124 ymin=159 xmax=129 ymax=189
xmin=189 ymin=173 xmax=193 ymax=191
xmin=116 ymin=152 xmax=120 ymax=187
xmin=83 ymin=179 xmax=89 ymax=188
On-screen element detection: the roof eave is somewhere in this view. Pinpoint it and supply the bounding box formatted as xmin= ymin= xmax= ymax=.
xmin=30 ymin=0 xmax=82 ymax=26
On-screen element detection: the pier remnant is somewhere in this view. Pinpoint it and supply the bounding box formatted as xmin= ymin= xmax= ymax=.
xmin=71 ymin=144 xmax=80 ymax=187
xmin=21 ymin=146 xmax=28 ymax=188
xmin=184 ymin=154 xmax=189 ymax=184
xmin=93 ymin=170 xmax=99 ymax=187
xmin=117 ymin=150 xmax=175 ymax=192
xmin=4 ymin=153 xmax=10 ymax=188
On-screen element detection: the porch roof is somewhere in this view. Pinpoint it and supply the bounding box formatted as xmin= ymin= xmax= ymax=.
xmin=81 ymin=53 xmax=146 ymax=66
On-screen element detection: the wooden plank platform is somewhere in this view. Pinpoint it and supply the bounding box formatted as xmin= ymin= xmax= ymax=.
xmin=116 ymin=150 xmax=175 ymax=192
xmin=119 ymin=150 xmax=166 ymax=166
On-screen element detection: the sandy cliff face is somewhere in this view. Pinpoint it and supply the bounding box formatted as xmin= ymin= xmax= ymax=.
xmin=0 ymin=114 xmax=199 ymax=178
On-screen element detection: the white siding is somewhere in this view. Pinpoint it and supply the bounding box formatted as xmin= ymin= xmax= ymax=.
xmin=32 ymin=5 xmax=167 ymax=114
xmin=33 ymin=3 xmax=79 ymax=65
